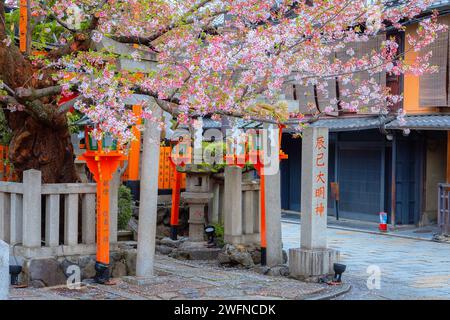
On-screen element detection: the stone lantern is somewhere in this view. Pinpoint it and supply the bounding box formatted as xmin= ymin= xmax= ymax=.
xmin=181 ymin=169 xmax=213 ymax=242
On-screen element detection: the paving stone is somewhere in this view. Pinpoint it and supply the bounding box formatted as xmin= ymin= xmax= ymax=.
xmin=283 ymin=221 xmax=450 ymax=300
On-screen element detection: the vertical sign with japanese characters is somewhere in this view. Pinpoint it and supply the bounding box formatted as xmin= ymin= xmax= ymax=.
xmin=301 ymin=127 xmax=329 ymax=250
xmin=314 ymin=135 xmax=327 ymax=218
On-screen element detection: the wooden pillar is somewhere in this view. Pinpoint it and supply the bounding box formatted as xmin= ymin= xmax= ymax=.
xmin=128 ymin=105 xmax=142 ymax=181
xmin=126 ymin=105 xmax=142 ymax=200
xmin=96 ymin=178 xmax=110 ymax=265
xmin=170 ymin=168 xmax=181 ymax=240
xmin=19 ymin=0 xmax=31 ymax=54
xmin=447 ymin=131 xmax=450 ymax=183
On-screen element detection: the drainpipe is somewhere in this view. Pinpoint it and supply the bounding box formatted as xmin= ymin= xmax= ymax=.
xmin=391 ymin=133 xmax=397 ymax=228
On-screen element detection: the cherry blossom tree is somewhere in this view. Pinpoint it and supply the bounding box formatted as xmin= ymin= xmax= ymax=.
xmin=0 ymin=0 xmax=446 ymax=182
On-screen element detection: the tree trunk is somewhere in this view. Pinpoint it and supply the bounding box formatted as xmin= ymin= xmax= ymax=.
xmin=7 ymin=110 xmax=79 ymax=183
xmin=1 ymin=3 xmax=78 ymax=183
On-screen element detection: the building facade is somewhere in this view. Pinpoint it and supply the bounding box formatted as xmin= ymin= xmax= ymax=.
xmin=280 ymin=2 xmax=450 ymax=226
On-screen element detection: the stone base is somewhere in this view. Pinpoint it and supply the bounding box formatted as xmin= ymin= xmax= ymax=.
xmin=289 ymin=247 xmax=340 ymax=281
xmin=169 ymin=241 xmax=221 ymax=261
xmin=18 ymin=248 xmax=138 ymax=288
xmin=224 ymin=233 xmax=260 ymax=246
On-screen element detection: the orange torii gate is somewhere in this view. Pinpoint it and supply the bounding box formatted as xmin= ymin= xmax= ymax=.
xmin=168 ymin=124 xmax=288 ymax=265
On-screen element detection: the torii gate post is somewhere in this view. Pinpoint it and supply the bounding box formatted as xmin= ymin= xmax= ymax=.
xmin=289 ymin=127 xmax=340 ymax=280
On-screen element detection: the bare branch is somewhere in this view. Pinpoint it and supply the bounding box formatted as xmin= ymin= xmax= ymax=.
xmin=15 ymin=85 xmax=62 ymax=101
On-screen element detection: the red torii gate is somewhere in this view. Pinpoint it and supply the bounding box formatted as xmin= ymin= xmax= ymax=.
xmin=168 ymin=124 xmax=288 ymax=265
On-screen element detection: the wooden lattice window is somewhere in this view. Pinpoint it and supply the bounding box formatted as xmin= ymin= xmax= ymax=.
xmin=419 ymin=15 xmax=449 ymax=107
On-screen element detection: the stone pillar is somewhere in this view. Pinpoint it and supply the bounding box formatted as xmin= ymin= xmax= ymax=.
xmin=243 ymin=188 xmax=255 ymax=235
xmin=218 ymin=182 xmax=225 ymax=225
xmin=289 ymin=127 xmax=339 ymax=280
xmin=260 ymin=123 xmax=283 ymax=266
xmin=22 ymin=170 xmax=41 ymax=248
xmin=241 ymin=180 xmax=261 ymax=245
xmin=265 ymin=170 xmax=283 ymax=266
xmin=0 ymin=240 xmax=8 ymax=300
xmin=187 ymin=201 xmax=208 ymax=241
xmin=109 ymin=169 xmax=121 ymax=243
xmin=210 ymin=182 xmax=220 ymax=224
xmin=136 ymin=101 xmax=162 ymax=278
xmin=224 ymin=166 xmax=242 ymax=244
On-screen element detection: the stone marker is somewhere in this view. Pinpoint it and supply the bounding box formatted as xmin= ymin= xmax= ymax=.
xmin=263 ymin=124 xmax=283 ymax=267
xmin=0 ymin=240 xmax=8 ymax=300
xmin=289 ymin=127 xmax=339 ymax=280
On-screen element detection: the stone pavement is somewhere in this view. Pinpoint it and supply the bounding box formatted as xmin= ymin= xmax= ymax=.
xmin=282 ymin=220 xmax=450 ymax=300
xmin=8 ymin=254 xmax=348 ymax=300
xmin=282 ymin=212 xmax=441 ymax=241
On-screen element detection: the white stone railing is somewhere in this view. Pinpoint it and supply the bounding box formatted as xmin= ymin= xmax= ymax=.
xmin=0 ymin=169 xmax=119 ymax=259
xmin=211 ymin=169 xmax=261 ymax=245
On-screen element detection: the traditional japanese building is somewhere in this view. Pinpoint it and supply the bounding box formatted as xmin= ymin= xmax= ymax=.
xmin=280 ymin=1 xmax=450 ymax=226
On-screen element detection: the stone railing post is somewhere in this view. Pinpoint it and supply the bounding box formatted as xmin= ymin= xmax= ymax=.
xmin=0 ymin=240 xmax=8 ymax=300
xmin=209 ymin=182 xmax=220 ymax=225
xmin=0 ymin=193 xmax=10 ymax=242
xmin=82 ymin=193 xmax=96 ymax=245
xmin=109 ymin=169 xmax=120 ymax=243
xmin=224 ymin=166 xmax=243 ymax=244
xmin=22 ymin=170 xmax=42 ymax=248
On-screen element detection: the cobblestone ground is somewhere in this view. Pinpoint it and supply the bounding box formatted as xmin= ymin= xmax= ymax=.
xmin=282 ymin=221 xmax=450 ymax=300
xmin=9 ymin=254 xmax=346 ymax=300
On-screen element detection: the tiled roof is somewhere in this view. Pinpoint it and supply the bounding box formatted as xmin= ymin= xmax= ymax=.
xmin=179 ymin=118 xmax=263 ymax=129
xmin=430 ymin=0 xmax=450 ymax=8
xmin=385 ymin=114 xmax=450 ymax=130
xmin=308 ymin=116 xmax=392 ymax=132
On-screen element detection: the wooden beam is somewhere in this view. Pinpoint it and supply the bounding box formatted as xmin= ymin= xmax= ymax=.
xmin=127 ymin=105 xmax=142 ymax=181
xmin=19 ymin=0 xmax=30 ymax=54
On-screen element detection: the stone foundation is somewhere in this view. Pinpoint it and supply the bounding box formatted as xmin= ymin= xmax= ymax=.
xmin=18 ymin=248 xmax=137 ymax=288
xmin=289 ymin=247 xmax=340 ymax=282
xmin=169 ymin=241 xmax=221 ymax=261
